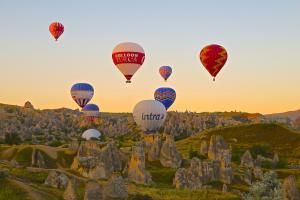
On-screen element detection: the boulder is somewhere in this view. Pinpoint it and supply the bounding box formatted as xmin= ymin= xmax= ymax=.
xmin=200 ymin=141 xmax=208 ymax=156
xmin=159 ymin=135 xmax=182 ymax=168
xmin=127 ymin=142 xmax=152 ymax=185
xmin=44 ymin=170 xmax=69 ymax=189
xmin=84 ymin=180 xmax=103 ymax=200
xmin=283 ymin=176 xmax=300 ymax=200
xmin=63 ymin=179 xmax=78 ymax=200
xmin=71 ymin=141 xmax=122 ymax=179
xmin=103 ymin=175 xmax=128 ymax=200
xmin=240 ymin=150 xmax=254 ymax=168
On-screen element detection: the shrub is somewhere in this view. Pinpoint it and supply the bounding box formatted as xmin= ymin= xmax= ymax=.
xmin=48 ymin=140 xmax=63 ymax=147
xmin=4 ymin=133 xmax=21 ymax=145
xmin=250 ymin=144 xmax=272 ymax=158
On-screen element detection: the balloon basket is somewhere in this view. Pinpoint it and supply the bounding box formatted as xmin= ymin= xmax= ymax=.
xmin=126 ymin=80 xmax=131 ymax=83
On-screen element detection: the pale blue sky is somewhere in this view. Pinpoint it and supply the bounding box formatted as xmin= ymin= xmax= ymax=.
xmin=0 ymin=0 xmax=300 ymax=113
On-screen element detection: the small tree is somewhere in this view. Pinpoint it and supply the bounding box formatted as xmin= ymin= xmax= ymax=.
xmin=245 ymin=171 xmax=283 ymax=200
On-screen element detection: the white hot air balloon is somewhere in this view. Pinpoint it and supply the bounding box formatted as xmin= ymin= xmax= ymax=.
xmin=112 ymin=42 xmax=145 ymax=83
xmin=132 ymin=100 xmax=166 ymax=133
xmin=82 ymin=129 xmax=101 ymax=140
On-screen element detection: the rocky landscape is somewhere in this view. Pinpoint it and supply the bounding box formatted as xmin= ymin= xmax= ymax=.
xmin=1 ymin=102 xmax=300 ymax=199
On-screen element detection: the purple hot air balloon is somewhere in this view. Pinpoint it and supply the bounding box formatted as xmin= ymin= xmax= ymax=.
xmin=159 ymin=66 xmax=172 ymax=81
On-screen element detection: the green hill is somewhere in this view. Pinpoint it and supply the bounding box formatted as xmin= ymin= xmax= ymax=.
xmin=177 ymin=123 xmax=300 ymax=163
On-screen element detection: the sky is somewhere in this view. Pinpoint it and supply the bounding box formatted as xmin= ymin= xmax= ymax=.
xmin=0 ymin=0 xmax=300 ymax=114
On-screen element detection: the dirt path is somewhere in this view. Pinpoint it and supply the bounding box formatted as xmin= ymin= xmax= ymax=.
xmin=10 ymin=178 xmax=57 ymax=200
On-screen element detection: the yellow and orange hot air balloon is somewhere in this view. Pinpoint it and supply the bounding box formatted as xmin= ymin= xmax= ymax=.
xmin=49 ymin=22 xmax=64 ymax=41
xmin=199 ymin=44 xmax=228 ymax=81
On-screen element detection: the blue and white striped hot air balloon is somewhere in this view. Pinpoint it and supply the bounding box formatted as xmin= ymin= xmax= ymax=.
xmin=71 ymin=83 xmax=94 ymax=108
xmin=82 ymin=104 xmax=100 ymax=122
xmin=154 ymin=87 xmax=176 ymax=110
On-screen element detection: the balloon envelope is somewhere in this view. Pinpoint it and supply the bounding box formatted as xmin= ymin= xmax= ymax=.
xmin=49 ymin=22 xmax=64 ymax=41
xmin=199 ymin=44 xmax=228 ymax=80
xmin=82 ymin=129 xmax=101 ymax=140
xmin=159 ymin=66 xmax=172 ymax=81
xmin=154 ymin=87 xmax=176 ymax=110
xmin=133 ymin=100 xmax=166 ymax=133
xmin=71 ymin=83 xmax=94 ymax=108
xmin=112 ymin=42 xmax=145 ymax=83
xmin=82 ymin=104 xmax=100 ymax=122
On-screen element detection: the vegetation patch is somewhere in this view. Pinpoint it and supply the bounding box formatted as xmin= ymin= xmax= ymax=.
xmin=14 ymin=147 xmax=33 ymax=167
xmin=0 ymin=179 xmax=29 ymax=200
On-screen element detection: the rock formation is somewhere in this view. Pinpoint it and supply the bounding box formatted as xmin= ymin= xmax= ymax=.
xmin=71 ymin=141 xmax=122 ymax=179
xmin=159 ymin=135 xmax=182 ymax=168
xmin=24 ymin=101 xmax=34 ymax=109
xmin=103 ymin=174 xmax=128 ymax=200
xmin=253 ymin=166 xmax=263 ymax=180
xmin=200 ymin=141 xmax=208 ymax=156
xmin=240 ymin=167 xmax=252 ymax=185
xmin=173 ymin=158 xmax=221 ymax=189
xmin=240 ymin=150 xmax=254 ymax=168
xmin=31 ymin=148 xmax=46 ymax=168
xmin=147 ymin=137 xmax=162 ymax=162
xmin=84 ymin=180 xmax=103 ymax=200
xmin=283 ymin=176 xmax=300 ymax=200
xmin=63 ymin=179 xmax=78 ymax=200
xmin=208 ymin=135 xmax=228 ymax=160
xmin=222 ymin=184 xmax=228 ymax=193
xmin=44 ymin=170 xmax=69 ymax=189
xmin=127 ymin=142 xmax=152 ymax=185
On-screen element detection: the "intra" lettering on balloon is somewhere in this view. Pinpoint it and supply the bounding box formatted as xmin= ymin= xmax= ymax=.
xmin=142 ymin=113 xmax=165 ymax=120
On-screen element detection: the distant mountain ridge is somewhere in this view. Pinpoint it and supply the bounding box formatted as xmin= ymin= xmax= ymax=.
xmin=265 ymin=109 xmax=300 ymax=121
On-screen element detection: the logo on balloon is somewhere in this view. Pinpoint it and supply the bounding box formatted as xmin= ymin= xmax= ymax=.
xmin=142 ymin=113 xmax=165 ymax=121
xmin=112 ymin=52 xmax=145 ymax=65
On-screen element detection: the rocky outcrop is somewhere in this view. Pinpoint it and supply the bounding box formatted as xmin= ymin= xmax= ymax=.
xmin=208 ymin=135 xmax=228 ymax=160
xmin=127 ymin=142 xmax=152 ymax=185
xmin=173 ymin=158 xmax=221 ymax=189
xmin=31 ymin=149 xmax=46 ymax=168
xmin=174 ymin=135 xmax=233 ymax=188
xmin=240 ymin=150 xmax=254 ymax=168
xmin=159 ymin=135 xmax=182 ymax=168
xmin=44 ymin=171 xmax=69 ymax=189
xmin=63 ymin=179 xmax=78 ymax=200
xmin=103 ymin=175 xmax=128 ymax=200
xmin=71 ymin=141 xmax=122 ymax=179
xmin=253 ymin=166 xmax=263 ymax=180
xmin=273 ymin=153 xmax=279 ymax=167
xmin=283 ymin=176 xmax=300 ymax=200
xmin=240 ymin=168 xmax=252 ymax=185
xmin=24 ymin=101 xmax=34 ymax=109
xmin=200 ymin=141 xmax=208 ymax=156
xmin=147 ymin=137 xmax=162 ymax=162
xmin=84 ymin=181 xmax=103 ymax=200
xmin=222 ymin=184 xmax=228 ymax=193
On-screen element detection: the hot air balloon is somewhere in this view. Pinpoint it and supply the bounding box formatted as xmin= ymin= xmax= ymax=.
xmin=199 ymin=44 xmax=228 ymax=81
xmin=159 ymin=66 xmax=172 ymax=81
xmin=82 ymin=129 xmax=101 ymax=140
xmin=49 ymin=22 xmax=64 ymax=41
xmin=132 ymin=100 xmax=166 ymax=133
xmin=112 ymin=42 xmax=145 ymax=83
xmin=70 ymin=83 xmax=94 ymax=108
xmin=82 ymin=104 xmax=100 ymax=122
xmin=154 ymin=87 xmax=176 ymax=110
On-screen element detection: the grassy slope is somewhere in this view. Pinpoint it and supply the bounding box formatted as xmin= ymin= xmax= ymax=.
xmin=0 ymin=179 xmax=30 ymax=200
xmin=176 ymin=123 xmax=300 ymax=162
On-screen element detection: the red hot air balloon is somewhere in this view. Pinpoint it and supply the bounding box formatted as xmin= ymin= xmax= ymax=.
xmin=199 ymin=44 xmax=228 ymax=81
xmin=49 ymin=22 xmax=64 ymax=41
xmin=112 ymin=42 xmax=145 ymax=83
